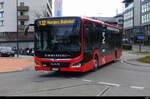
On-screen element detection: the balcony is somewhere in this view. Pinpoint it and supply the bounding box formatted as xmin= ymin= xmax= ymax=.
xmin=18 ymin=6 xmax=29 ymax=11
xmin=18 ymin=15 xmax=29 ymax=21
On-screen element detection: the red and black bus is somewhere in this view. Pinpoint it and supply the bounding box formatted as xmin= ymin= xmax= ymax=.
xmin=25 ymin=17 xmax=122 ymax=72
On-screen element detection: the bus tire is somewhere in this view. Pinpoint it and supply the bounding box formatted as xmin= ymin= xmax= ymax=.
xmin=113 ymin=50 xmax=118 ymax=63
xmin=92 ymin=56 xmax=98 ymax=72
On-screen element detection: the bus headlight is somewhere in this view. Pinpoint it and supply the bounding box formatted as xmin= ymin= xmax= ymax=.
xmin=72 ymin=62 xmax=82 ymax=68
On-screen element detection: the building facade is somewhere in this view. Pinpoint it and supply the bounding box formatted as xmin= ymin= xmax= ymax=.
xmin=54 ymin=0 xmax=63 ymax=17
xmin=114 ymin=13 xmax=124 ymax=28
xmin=123 ymin=0 xmax=150 ymax=45
xmin=0 ymin=0 xmax=53 ymax=48
xmin=123 ymin=0 xmax=135 ymax=42
xmin=141 ymin=0 xmax=150 ymax=45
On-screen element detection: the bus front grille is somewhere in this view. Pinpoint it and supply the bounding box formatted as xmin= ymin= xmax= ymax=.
xmin=42 ymin=62 xmax=70 ymax=68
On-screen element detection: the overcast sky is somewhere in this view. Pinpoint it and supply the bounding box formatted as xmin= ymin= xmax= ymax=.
xmin=62 ymin=0 xmax=124 ymax=17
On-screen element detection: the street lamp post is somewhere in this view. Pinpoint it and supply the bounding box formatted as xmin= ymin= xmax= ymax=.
xmin=16 ymin=0 xmax=19 ymax=58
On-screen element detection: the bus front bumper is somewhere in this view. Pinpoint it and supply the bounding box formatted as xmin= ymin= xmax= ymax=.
xmin=35 ymin=66 xmax=86 ymax=72
xmin=35 ymin=61 xmax=93 ymax=72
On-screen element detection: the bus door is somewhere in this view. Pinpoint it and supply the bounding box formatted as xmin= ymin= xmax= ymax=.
xmin=83 ymin=21 xmax=95 ymax=62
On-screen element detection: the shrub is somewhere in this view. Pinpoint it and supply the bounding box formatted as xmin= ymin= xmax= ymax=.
xmin=137 ymin=56 xmax=150 ymax=64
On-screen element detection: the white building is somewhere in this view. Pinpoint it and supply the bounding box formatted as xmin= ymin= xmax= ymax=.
xmin=0 ymin=0 xmax=53 ymax=41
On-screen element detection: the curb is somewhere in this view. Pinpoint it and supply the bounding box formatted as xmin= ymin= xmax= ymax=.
xmin=123 ymin=59 xmax=150 ymax=67
xmin=0 ymin=65 xmax=34 ymax=74
xmin=0 ymin=68 xmax=23 ymax=74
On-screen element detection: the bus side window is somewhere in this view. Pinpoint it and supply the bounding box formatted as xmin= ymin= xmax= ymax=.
xmin=84 ymin=23 xmax=90 ymax=50
xmin=95 ymin=24 xmax=103 ymax=46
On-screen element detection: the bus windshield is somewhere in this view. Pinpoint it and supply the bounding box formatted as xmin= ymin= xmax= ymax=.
xmin=35 ymin=18 xmax=81 ymax=53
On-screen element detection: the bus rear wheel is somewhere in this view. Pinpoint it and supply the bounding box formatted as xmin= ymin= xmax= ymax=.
xmin=92 ymin=57 xmax=98 ymax=72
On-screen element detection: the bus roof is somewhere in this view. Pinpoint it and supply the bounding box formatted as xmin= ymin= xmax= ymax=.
xmin=35 ymin=16 xmax=121 ymax=29
xmin=81 ymin=17 xmax=121 ymax=29
xmin=35 ymin=16 xmax=81 ymax=21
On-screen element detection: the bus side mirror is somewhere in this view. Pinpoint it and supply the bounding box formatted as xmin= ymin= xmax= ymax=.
xmin=24 ymin=24 xmax=35 ymax=36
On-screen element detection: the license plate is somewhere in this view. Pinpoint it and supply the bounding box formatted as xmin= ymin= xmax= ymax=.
xmin=52 ymin=68 xmax=59 ymax=71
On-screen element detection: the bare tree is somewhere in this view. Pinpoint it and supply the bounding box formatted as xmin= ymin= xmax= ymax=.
xmin=34 ymin=8 xmax=50 ymax=18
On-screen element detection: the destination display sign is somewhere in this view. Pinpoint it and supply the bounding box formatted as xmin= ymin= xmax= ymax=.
xmin=38 ymin=20 xmax=75 ymax=26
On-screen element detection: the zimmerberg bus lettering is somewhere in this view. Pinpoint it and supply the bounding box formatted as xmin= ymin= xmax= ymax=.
xmin=102 ymin=32 xmax=106 ymax=44
xmin=38 ymin=20 xmax=75 ymax=25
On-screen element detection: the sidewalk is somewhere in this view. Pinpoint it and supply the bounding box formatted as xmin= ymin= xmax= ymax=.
xmin=122 ymin=51 xmax=150 ymax=67
xmin=123 ymin=58 xmax=150 ymax=67
xmin=0 ymin=57 xmax=34 ymax=73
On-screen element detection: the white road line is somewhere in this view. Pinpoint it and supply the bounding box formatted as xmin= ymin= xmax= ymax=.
xmin=130 ymin=86 xmax=144 ymax=90
xmin=96 ymin=86 xmax=111 ymax=96
xmin=98 ymin=82 xmax=120 ymax=87
xmin=120 ymin=60 xmax=125 ymax=63
xmin=81 ymin=79 xmax=120 ymax=87
xmin=82 ymin=79 xmax=92 ymax=82
xmin=81 ymin=79 xmax=145 ymax=91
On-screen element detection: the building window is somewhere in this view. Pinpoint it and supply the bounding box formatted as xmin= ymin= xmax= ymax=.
xmin=124 ymin=10 xmax=133 ymax=20
xmin=142 ymin=13 xmax=150 ymax=24
xmin=142 ymin=15 xmax=146 ymax=24
xmin=0 ymin=11 xmax=4 ymax=18
xmin=20 ymin=2 xmax=24 ymax=6
xmin=0 ymin=20 xmax=4 ymax=26
xmin=124 ymin=20 xmax=133 ymax=28
xmin=0 ymin=2 xmax=4 ymax=9
xmin=20 ymin=21 xmax=25 ymax=25
xmin=141 ymin=0 xmax=145 ymax=2
xmin=20 ymin=12 xmax=24 ymax=16
xmin=142 ymin=2 xmax=150 ymax=13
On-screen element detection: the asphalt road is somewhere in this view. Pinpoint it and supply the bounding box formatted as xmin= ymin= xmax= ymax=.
xmin=0 ymin=53 xmax=150 ymax=96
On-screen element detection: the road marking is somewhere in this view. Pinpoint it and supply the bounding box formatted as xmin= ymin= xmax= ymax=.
xmin=130 ymin=86 xmax=144 ymax=90
xmin=81 ymin=79 xmax=120 ymax=87
xmin=120 ymin=60 xmax=125 ymax=64
xmin=81 ymin=79 xmax=144 ymax=91
xmin=96 ymin=86 xmax=111 ymax=96
xmin=82 ymin=79 xmax=92 ymax=82
xmin=98 ymin=82 xmax=120 ymax=87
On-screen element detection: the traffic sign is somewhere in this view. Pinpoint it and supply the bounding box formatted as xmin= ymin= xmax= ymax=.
xmin=137 ymin=36 xmax=145 ymax=40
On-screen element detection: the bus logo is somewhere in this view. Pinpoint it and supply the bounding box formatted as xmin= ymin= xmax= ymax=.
xmin=102 ymin=32 xmax=106 ymax=44
xmin=50 ymin=62 xmax=61 ymax=66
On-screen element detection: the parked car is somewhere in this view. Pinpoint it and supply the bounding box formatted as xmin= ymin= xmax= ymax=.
xmin=19 ymin=48 xmax=34 ymax=56
xmin=0 ymin=47 xmax=15 ymax=57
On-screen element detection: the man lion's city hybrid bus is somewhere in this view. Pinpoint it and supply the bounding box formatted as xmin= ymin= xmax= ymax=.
xmin=25 ymin=17 xmax=122 ymax=72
